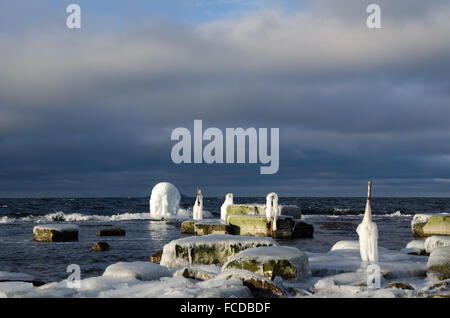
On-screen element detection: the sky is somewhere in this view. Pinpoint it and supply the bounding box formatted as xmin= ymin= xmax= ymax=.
xmin=1 ymin=0 xmax=450 ymax=197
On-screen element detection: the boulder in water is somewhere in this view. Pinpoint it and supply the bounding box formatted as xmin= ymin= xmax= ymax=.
xmin=33 ymin=224 xmax=79 ymax=242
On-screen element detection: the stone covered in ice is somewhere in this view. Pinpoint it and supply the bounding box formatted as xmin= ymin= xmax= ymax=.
xmin=103 ymin=261 xmax=171 ymax=281
xmin=222 ymin=246 xmax=310 ymax=282
xmin=424 ymin=236 xmax=450 ymax=253
xmin=149 ymin=182 xmax=181 ymax=219
xmin=160 ymin=234 xmax=278 ymax=269
xmin=412 ymin=213 xmax=450 ymax=237
xmin=427 ymin=246 xmax=450 ymax=280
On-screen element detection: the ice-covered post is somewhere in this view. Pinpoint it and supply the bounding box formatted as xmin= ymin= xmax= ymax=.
xmin=265 ymin=192 xmax=280 ymax=235
xmin=356 ymin=181 xmax=379 ymax=264
xmin=193 ymin=189 xmax=203 ymax=221
xmin=220 ymin=193 xmax=234 ymax=222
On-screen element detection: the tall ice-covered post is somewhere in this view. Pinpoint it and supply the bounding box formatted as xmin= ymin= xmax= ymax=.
xmin=356 ymin=181 xmax=379 ymax=263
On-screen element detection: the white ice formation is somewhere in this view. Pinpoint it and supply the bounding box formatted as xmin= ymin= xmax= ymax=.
xmin=149 ymin=182 xmax=181 ymax=219
xmin=356 ymin=181 xmax=379 ymax=264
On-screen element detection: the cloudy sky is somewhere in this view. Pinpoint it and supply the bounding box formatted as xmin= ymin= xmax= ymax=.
xmin=1 ymin=0 xmax=450 ymax=197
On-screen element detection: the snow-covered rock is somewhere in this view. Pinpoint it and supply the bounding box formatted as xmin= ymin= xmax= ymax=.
xmin=33 ymin=224 xmax=79 ymax=242
xmin=425 ymin=236 xmax=450 ymax=254
xmin=160 ymin=234 xmax=278 ymax=269
xmin=103 ymin=261 xmax=171 ymax=281
xmin=427 ymin=246 xmax=450 ymax=280
xmin=308 ymin=246 xmax=427 ymax=279
xmin=222 ymin=246 xmax=310 ymax=282
xmin=149 ymin=182 xmax=181 ymax=219
xmin=401 ymin=240 xmax=426 ymax=256
xmin=330 ymin=240 xmax=360 ymax=251
xmin=412 ymin=214 xmax=450 ymax=237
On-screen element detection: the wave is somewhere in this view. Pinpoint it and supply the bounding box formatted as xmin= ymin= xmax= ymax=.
xmin=0 ymin=209 xmax=214 ymax=224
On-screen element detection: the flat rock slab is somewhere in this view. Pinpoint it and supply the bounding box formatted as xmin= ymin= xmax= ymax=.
xmin=96 ymin=228 xmax=126 ymax=236
xmin=226 ymin=204 xmax=265 ymax=221
xmin=425 ymin=236 xmax=450 ymax=253
xmin=225 ymin=204 xmax=302 ymax=221
xmin=181 ymin=220 xmax=195 ymax=234
xmin=228 ymin=215 xmax=268 ymax=236
xmin=222 ymin=246 xmax=310 ymax=282
xmin=103 ymin=261 xmax=171 ymax=281
xmin=160 ymin=234 xmax=278 ymax=269
xmin=194 ymin=220 xmax=229 ymax=236
xmin=412 ymin=214 xmax=450 ymax=237
xmin=228 ymin=215 xmax=295 ymax=238
xmin=33 ymin=224 xmax=79 ymax=242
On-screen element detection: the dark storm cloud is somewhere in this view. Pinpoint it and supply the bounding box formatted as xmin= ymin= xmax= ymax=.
xmin=1 ymin=1 xmax=450 ymax=197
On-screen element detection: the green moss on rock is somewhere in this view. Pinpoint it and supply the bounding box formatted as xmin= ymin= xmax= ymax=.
xmin=194 ymin=221 xmax=229 ymax=236
xmin=181 ymin=221 xmax=195 ymax=234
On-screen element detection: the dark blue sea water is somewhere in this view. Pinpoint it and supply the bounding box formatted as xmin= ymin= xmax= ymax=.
xmin=1 ymin=197 xmax=449 ymax=283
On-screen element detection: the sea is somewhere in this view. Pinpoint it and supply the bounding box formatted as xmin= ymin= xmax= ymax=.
xmin=1 ymin=197 xmax=449 ymax=283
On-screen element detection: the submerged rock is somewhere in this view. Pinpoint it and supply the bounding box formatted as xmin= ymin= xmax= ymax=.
xmin=216 ymin=269 xmax=285 ymax=297
xmin=194 ymin=220 xmax=229 ymax=236
xmin=181 ymin=220 xmax=195 ymax=234
xmin=96 ymin=228 xmax=126 ymax=236
xmin=90 ymin=242 xmax=110 ymax=252
xmin=292 ymin=220 xmax=314 ymax=238
xmin=33 ymin=224 xmax=79 ymax=242
xmin=160 ymin=234 xmax=278 ymax=269
xmin=427 ymin=246 xmax=450 ymax=280
xmin=148 ymin=250 xmax=163 ymax=263
xmin=222 ymin=246 xmax=310 ymax=282
xmin=412 ymin=214 xmax=450 ymax=237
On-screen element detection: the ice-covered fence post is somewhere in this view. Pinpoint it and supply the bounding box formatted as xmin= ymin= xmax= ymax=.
xmin=356 ymin=181 xmax=379 ymax=264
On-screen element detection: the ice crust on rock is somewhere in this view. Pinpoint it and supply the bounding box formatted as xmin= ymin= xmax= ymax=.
xmin=308 ymin=242 xmax=427 ymax=278
xmin=424 ymin=236 xmax=450 ymax=254
xmin=222 ymin=246 xmax=311 ymax=282
xmin=33 ymin=224 xmax=80 ymax=233
xmin=160 ymin=234 xmax=278 ymax=269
